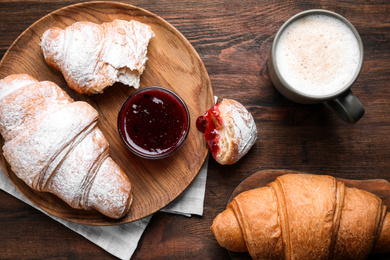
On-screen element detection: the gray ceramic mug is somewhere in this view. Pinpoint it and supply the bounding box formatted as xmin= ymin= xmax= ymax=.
xmin=269 ymin=9 xmax=365 ymax=123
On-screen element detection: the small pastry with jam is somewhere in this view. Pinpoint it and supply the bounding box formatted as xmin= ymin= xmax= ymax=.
xmin=196 ymin=99 xmax=257 ymax=165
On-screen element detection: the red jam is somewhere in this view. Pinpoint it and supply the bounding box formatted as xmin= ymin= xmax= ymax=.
xmin=195 ymin=116 xmax=207 ymax=133
xmin=118 ymin=87 xmax=190 ymax=159
xmin=196 ymin=103 xmax=222 ymax=155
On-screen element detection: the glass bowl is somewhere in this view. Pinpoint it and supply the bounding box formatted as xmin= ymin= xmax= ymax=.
xmin=117 ymin=86 xmax=190 ymax=159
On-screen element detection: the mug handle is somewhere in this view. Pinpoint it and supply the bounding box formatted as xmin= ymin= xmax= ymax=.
xmin=323 ymin=89 xmax=365 ymax=124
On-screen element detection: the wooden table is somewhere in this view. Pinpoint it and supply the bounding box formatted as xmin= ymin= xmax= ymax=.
xmin=0 ymin=0 xmax=389 ymax=259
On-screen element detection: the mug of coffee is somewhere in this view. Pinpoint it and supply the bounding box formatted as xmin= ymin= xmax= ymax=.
xmin=269 ymin=9 xmax=365 ymax=123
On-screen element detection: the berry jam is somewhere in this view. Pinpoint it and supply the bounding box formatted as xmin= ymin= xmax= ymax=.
xmin=118 ymin=87 xmax=190 ymax=159
xmin=196 ymin=103 xmax=222 ymax=155
xmin=195 ymin=116 xmax=207 ymax=133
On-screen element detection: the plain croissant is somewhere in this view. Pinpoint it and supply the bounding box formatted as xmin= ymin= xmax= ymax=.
xmin=0 ymin=74 xmax=133 ymax=219
xmin=40 ymin=19 xmax=155 ymax=95
xmin=211 ymin=173 xmax=390 ymax=259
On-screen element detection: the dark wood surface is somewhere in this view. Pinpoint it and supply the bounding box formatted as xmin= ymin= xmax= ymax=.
xmin=0 ymin=0 xmax=389 ymax=259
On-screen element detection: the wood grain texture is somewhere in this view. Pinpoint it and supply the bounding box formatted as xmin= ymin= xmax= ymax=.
xmin=0 ymin=1 xmax=214 ymax=225
xmin=0 ymin=0 xmax=389 ymax=259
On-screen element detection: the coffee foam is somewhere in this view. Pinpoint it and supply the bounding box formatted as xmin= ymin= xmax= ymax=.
xmin=275 ymin=14 xmax=361 ymax=96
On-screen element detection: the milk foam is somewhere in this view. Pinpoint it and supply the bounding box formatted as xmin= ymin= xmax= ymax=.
xmin=275 ymin=14 xmax=361 ymax=96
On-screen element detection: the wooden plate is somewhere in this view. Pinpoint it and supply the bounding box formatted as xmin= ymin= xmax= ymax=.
xmin=0 ymin=2 xmax=213 ymax=225
xmin=226 ymin=169 xmax=390 ymax=259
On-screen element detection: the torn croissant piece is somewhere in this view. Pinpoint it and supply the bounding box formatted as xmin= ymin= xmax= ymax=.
xmin=211 ymin=173 xmax=390 ymax=259
xmin=40 ymin=19 xmax=155 ymax=95
xmin=196 ymin=99 xmax=257 ymax=165
xmin=0 ymin=74 xmax=133 ymax=219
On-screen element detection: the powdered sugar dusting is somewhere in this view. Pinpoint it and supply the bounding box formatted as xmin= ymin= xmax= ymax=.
xmin=47 ymin=127 xmax=109 ymax=209
xmin=0 ymin=74 xmax=133 ymax=219
xmin=40 ymin=19 xmax=155 ymax=94
xmin=0 ymin=74 xmax=38 ymax=101
xmin=0 ymin=80 xmax=72 ymax=142
xmin=217 ymin=99 xmax=257 ymax=164
xmin=88 ymin=157 xmax=132 ymax=219
xmin=227 ymin=100 xmax=257 ymax=156
xmin=3 ymin=101 xmax=98 ymax=189
xmin=63 ymin=23 xmax=102 ymax=89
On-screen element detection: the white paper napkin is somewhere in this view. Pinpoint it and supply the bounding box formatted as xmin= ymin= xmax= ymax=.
xmin=0 ymin=155 xmax=209 ymax=260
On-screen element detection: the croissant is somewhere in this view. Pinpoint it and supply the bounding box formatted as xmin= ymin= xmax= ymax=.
xmin=211 ymin=173 xmax=390 ymax=259
xmin=196 ymin=99 xmax=257 ymax=165
xmin=0 ymin=74 xmax=133 ymax=219
xmin=40 ymin=19 xmax=154 ymax=95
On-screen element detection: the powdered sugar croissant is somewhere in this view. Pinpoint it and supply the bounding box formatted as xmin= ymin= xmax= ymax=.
xmin=40 ymin=19 xmax=154 ymax=95
xmin=211 ymin=173 xmax=390 ymax=259
xmin=0 ymin=74 xmax=132 ymax=219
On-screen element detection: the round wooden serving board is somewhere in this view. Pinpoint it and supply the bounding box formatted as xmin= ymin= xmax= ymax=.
xmin=0 ymin=2 xmax=214 ymax=225
xmin=226 ymin=169 xmax=390 ymax=260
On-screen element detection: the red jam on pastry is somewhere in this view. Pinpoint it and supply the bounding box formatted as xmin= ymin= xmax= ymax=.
xmin=196 ymin=99 xmax=257 ymax=165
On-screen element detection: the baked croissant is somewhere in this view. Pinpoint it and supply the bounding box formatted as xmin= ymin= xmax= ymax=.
xmin=196 ymin=99 xmax=257 ymax=165
xmin=0 ymin=74 xmax=132 ymax=219
xmin=211 ymin=173 xmax=390 ymax=259
xmin=40 ymin=19 xmax=154 ymax=95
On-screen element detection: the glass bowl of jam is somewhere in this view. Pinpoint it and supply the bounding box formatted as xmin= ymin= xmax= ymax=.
xmin=117 ymin=86 xmax=190 ymax=159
